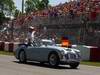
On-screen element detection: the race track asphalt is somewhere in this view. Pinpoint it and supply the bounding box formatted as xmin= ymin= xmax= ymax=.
xmin=0 ymin=55 xmax=100 ymax=75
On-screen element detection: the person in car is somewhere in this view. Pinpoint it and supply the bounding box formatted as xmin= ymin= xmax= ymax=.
xmin=27 ymin=26 xmax=36 ymax=45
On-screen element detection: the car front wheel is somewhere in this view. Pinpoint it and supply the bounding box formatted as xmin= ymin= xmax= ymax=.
xmin=19 ymin=50 xmax=26 ymax=63
xmin=48 ymin=52 xmax=59 ymax=67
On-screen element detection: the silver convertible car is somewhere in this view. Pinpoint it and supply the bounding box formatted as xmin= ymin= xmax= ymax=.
xmin=14 ymin=39 xmax=81 ymax=68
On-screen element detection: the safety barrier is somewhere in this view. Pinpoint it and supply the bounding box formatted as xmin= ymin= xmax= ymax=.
xmin=90 ymin=47 xmax=100 ymax=61
xmin=73 ymin=45 xmax=100 ymax=61
xmin=0 ymin=41 xmax=19 ymax=52
xmin=0 ymin=41 xmax=100 ymax=61
xmin=0 ymin=41 xmax=5 ymax=51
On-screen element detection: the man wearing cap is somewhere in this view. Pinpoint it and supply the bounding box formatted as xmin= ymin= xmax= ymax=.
xmin=27 ymin=26 xmax=36 ymax=45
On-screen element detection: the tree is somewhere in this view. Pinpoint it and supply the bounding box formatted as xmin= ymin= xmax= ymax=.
xmin=0 ymin=0 xmax=16 ymax=17
xmin=25 ymin=0 xmax=49 ymax=13
xmin=0 ymin=12 xmax=5 ymax=25
xmin=41 ymin=0 xmax=49 ymax=8
xmin=25 ymin=0 xmax=36 ymax=13
xmin=0 ymin=0 xmax=16 ymax=26
xmin=14 ymin=9 xmax=22 ymax=18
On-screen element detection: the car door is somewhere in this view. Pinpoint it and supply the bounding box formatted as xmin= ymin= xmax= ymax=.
xmin=26 ymin=46 xmax=38 ymax=61
xmin=35 ymin=47 xmax=50 ymax=61
xmin=25 ymin=45 xmax=44 ymax=61
xmin=31 ymin=47 xmax=49 ymax=61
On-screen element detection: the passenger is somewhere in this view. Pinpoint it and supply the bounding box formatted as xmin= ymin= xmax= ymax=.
xmin=27 ymin=26 xmax=36 ymax=46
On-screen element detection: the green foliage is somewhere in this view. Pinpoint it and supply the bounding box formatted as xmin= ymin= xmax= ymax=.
xmin=0 ymin=12 xmax=5 ymax=24
xmin=25 ymin=0 xmax=36 ymax=13
xmin=41 ymin=0 xmax=49 ymax=8
xmin=14 ymin=9 xmax=22 ymax=18
xmin=25 ymin=0 xmax=49 ymax=13
xmin=0 ymin=0 xmax=16 ymax=25
xmin=0 ymin=0 xmax=16 ymax=16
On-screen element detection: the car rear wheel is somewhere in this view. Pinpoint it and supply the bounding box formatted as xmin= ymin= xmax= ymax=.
xmin=69 ymin=62 xmax=80 ymax=69
xmin=19 ymin=51 xmax=26 ymax=63
xmin=48 ymin=52 xmax=59 ymax=67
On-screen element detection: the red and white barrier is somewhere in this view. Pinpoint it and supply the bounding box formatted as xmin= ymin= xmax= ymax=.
xmin=90 ymin=47 xmax=100 ymax=61
xmin=0 ymin=41 xmax=19 ymax=52
xmin=4 ymin=42 xmax=9 ymax=51
xmin=0 ymin=42 xmax=100 ymax=61
xmin=13 ymin=42 xmax=19 ymax=52
xmin=0 ymin=41 xmax=5 ymax=51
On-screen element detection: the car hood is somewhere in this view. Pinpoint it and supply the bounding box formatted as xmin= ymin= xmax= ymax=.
xmin=44 ymin=45 xmax=80 ymax=53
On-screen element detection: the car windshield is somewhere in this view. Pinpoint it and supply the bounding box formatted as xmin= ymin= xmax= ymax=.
xmin=31 ymin=39 xmax=55 ymax=47
xmin=42 ymin=41 xmax=55 ymax=46
xmin=42 ymin=39 xmax=55 ymax=46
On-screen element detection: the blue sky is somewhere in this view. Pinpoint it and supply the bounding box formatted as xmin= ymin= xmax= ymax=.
xmin=49 ymin=0 xmax=68 ymax=6
xmin=14 ymin=0 xmax=68 ymax=11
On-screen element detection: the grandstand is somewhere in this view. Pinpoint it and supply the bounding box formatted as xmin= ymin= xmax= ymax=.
xmin=1 ymin=0 xmax=100 ymax=47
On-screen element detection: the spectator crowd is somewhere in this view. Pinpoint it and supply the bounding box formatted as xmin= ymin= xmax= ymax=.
xmin=0 ymin=0 xmax=100 ymax=42
xmin=14 ymin=0 xmax=100 ymax=26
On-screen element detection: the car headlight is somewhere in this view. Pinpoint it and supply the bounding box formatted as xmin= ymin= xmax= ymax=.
xmin=59 ymin=50 xmax=65 ymax=59
xmin=60 ymin=50 xmax=65 ymax=55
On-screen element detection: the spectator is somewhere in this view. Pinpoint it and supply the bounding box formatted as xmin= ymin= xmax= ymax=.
xmin=69 ymin=9 xmax=75 ymax=19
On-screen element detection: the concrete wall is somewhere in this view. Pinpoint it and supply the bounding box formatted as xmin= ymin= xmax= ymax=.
xmin=72 ymin=45 xmax=90 ymax=61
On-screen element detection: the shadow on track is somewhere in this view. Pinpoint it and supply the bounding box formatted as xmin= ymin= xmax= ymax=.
xmin=13 ymin=60 xmax=79 ymax=70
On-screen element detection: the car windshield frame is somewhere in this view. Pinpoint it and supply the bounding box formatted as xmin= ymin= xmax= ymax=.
xmin=31 ymin=39 xmax=56 ymax=47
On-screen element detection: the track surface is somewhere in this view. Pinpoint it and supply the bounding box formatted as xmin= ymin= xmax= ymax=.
xmin=0 ymin=55 xmax=100 ymax=75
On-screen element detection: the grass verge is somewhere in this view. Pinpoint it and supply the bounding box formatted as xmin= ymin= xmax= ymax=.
xmin=0 ymin=51 xmax=14 ymax=56
xmin=81 ymin=61 xmax=100 ymax=67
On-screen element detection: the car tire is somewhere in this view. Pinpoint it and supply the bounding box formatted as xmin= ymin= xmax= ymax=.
xmin=48 ymin=52 xmax=59 ymax=67
xmin=19 ymin=50 xmax=26 ymax=63
xmin=69 ymin=62 xmax=80 ymax=69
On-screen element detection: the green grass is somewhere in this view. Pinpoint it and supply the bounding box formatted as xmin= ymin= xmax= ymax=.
xmin=0 ymin=51 xmax=14 ymax=56
xmin=81 ymin=61 xmax=100 ymax=67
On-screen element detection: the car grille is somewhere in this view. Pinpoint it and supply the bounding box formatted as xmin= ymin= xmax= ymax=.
xmin=65 ymin=53 xmax=77 ymax=59
xmin=65 ymin=54 xmax=69 ymax=59
xmin=69 ymin=53 xmax=76 ymax=59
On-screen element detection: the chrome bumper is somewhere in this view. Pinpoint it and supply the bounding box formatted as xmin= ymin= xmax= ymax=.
xmin=60 ymin=53 xmax=81 ymax=64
